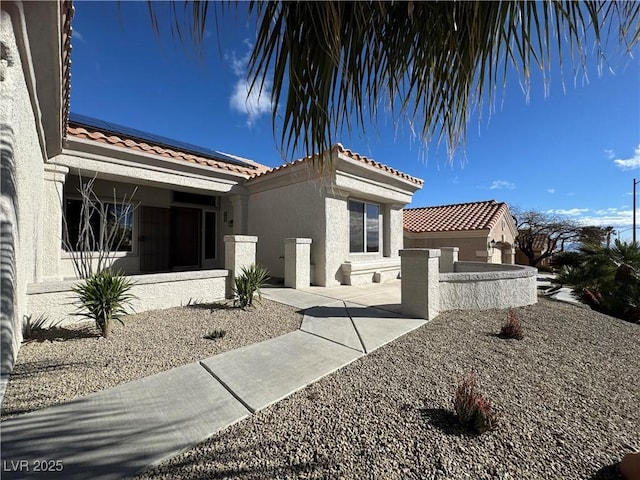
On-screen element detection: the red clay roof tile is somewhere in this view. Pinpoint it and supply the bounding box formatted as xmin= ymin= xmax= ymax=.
xmin=403 ymin=200 xmax=510 ymax=233
xmin=249 ymin=143 xmax=424 ymax=186
xmin=67 ymin=125 xmax=269 ymax=177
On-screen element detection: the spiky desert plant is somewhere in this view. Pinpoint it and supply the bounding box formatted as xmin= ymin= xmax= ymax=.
xmin=233 ymin=264 xmax=270 ymax=309
xmin=453 ymin=370 xmax=498 ymax=434
xmin=73 ymin=270 xmax=135 ymax=337
xmin=499 ymin=309 xmax=524 ymax=340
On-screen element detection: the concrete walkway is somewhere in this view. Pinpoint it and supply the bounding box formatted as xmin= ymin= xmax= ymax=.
xmin=0 ymin=287 xmax=425 ymax=480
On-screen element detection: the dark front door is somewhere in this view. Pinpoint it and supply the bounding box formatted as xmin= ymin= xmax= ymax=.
xmin=170 ymin=207 xmax=201 ymax=269
xmin=139 ymin=206 xmax=170 ymax=273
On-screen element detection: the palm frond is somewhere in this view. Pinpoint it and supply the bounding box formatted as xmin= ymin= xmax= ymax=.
xmin=151 ymin=1 xmax=640 ymax=161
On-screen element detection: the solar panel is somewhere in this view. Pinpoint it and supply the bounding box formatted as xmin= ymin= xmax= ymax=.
xmin=69 ymin=112 xmax=256 ymax=168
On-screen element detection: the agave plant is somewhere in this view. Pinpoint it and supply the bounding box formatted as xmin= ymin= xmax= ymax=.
xmin=233 ymin=264 xmax=270 ymax=309
xmin=73 ymin=270 xmax=136 ymax=337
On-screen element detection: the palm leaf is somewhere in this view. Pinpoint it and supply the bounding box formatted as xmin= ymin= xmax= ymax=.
xmin=150 ymin=1 xmax=640 ymax=162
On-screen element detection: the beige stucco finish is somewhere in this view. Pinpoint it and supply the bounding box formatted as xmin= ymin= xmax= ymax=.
xmin=1 ymin=4 xmax=52 ymax=381
xmin=247 ymin=152 xmax=421 ymax=286
xmin=400 ymin=248 xmax=538 ymax=320
xmin=26 ymin=270 xmax=228 ymax=326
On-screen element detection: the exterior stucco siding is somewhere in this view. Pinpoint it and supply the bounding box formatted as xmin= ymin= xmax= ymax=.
xmin=247 ymin=179 xmax=326 ymax=283
xmin=26 ymin=270 xmax=229 ymax=326
xmin=0 ymin=7 xmax=46 ymax=385
xmin=404 ymin=235 xmax=489 ymax=261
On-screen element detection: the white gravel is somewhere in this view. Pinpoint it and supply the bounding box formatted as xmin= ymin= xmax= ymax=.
xmin=1 ymin=299 xmax=302 ymax=420
xmin=136 ymin=298 xmax=639 ymax=480
xmin=3 ymin=296 xmax=638 ymax=479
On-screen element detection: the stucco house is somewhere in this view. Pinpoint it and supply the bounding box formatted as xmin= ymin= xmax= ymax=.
xmin=1 ymin=0 xmax=423 ymax=384
xmin=403 ymin=200 xmax=517 ymax=264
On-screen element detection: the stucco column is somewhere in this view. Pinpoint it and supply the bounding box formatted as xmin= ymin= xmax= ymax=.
xmin=440 ymin=247 xmax=459 ymax=273
xmin=224 ymin=235 xmax=257 ymax=297
xmin=41 ymin=163 xmax=68 ymax=281
xmin=383 ymin=204 xmax=404 ymax=257
xmin=284 ymin=238 xmax=312 ymax=289
xmin=230 ymin=195 xmax=248 ymax=235
xmin=399 ymin=248 xmax=440 ymax=320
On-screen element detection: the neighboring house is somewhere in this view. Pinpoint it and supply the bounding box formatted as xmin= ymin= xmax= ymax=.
xmin=1 ymin=1 xmax=423 ymax=380
xmin=515 ymin=233 xmax=552 ymax=267
xmin=403 ymin=200 xmax=517 ymax=264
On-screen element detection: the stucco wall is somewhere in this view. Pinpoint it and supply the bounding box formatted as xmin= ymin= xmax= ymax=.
xmin=26 ymin=270 xmax=229 ymax=326
xmin=0 ymin=7 xmax=46 ymax=385
xmin=247 ymin=175 xmax=327 ymax=284
xmin=404 ymin=235 xmax=489 ymax=261
xmin=439 ymin=263 xmax=538 ymax=311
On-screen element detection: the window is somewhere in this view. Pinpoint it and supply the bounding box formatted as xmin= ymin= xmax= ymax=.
xmin=349 ymin=200 xmax=380 ymax=253
xmin=203 ymin=211 xmax=216 ymax=260
xmin=63 ymin=199 xmax=133 ymax=252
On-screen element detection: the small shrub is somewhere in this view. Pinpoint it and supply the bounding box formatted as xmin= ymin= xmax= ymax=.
xmin=453 ymin=370 xmax=498 ymax=434
xmin=233 ymin=263 xmax=270 ymax=309
xmin=23 ymin=313 xmax=59 ymax=339
xmin=499 ymin=309 xmax=524 ymax=340
xmin=73 ymin=270 xmax=135 ymax=337
xmin=204 ymin=329 xmax=227 ymax=340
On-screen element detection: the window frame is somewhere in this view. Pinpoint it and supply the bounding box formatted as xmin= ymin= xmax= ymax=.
xmin=202 ymin=209 xmax=217 ymax=261
xmin=62 ymin=196 xmax=136 ymax=255
xmin=348 ymin=199 xmax=381 ymax=254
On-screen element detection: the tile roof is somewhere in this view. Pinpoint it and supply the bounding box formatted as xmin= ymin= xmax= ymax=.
xmin=61 ymin=0 xmax=73 ymax=138
xmin=249 ymin=143 xmax=424 ymax=186
xmin=67 ymin=124 xmax=270 ymax=177
xmin=403 ymin=200 xmax=510 ymax=233
xmin=526 ymin=233 xmax=550 ymax=251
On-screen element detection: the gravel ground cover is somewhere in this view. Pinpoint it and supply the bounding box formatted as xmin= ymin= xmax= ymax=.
xmin=137 ymin=298 xmax=639 ymax=480
xmin=1 ymin=299 xmax=302 ymax=420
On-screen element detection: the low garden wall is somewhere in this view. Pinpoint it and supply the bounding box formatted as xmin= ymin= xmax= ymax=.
xmin=440 ymin=265 xmax=538 ymax=311
xmin=399 ymin=248 xmax=537 ymax=320
xmin=26 ymin=270 xmax=229 ymax=326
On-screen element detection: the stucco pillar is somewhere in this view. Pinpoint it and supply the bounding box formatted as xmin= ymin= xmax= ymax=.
xmin=224 ymin=235 xmax=257 ymax=297
xmin=399 ymin=248 xmax=440 ymax=320
xmin=503 ymin=247 xmax=515 ymax=265
xmin=284 ymin=238 xmax=312 ymax=289
xmin=440 ymin=247 xmax=459 ymax=273
xmin=383 ymin=204 xmax=404 ymax=257
xmin=41 ymin=163 xmax=68 ymax=281
xmin=230 ymin=195 xmax=248 ymax=235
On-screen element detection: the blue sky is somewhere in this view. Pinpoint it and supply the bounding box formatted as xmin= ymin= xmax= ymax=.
xmin=70 ymin=2 xmax=640 ymax=239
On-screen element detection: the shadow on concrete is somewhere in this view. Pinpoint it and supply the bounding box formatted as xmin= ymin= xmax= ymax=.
xmin=305 ymin=305 xmax=403 ymax=319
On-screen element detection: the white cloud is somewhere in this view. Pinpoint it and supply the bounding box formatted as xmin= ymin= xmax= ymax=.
xmin=547 ymin=188 xmax=555 ymax=194
xmin=226 ymin=39 xmax=272 ymax=127
xmin=545 ymin=206 xmax=637 ymax=232
xmin=229 ymin=78 xmax=272 ymax=127
xmin=489 ymin=180 xmax=516 ymax=190
xmin=546 ymin=208 xmax=589 ymax=216
xmin=73 ymin=29 xmax=84 ymax=41
xmin=613 ymin=145 xmax=640 ymax=171
xmin=604 ymin=149 xmax=615 ymax=160
xmin=578 ymin=209 xmax=635 ymax=227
